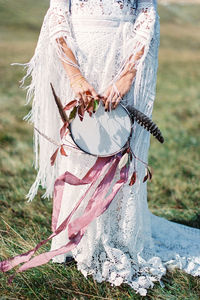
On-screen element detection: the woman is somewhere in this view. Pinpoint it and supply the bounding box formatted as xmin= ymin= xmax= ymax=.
xmin=1 ymin=0 xmax=200 ymax=296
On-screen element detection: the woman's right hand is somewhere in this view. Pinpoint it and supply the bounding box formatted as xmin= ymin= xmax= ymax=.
xmin=70 ymin=74 xmax=100 ymax=107
xmin=57 ymin=37 xmax=99 ymax=106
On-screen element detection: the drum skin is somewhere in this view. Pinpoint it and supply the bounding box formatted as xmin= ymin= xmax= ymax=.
xmin=69 ymin=103 xmax=132 ymax=157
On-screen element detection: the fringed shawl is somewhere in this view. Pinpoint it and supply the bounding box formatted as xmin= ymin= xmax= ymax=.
xmin=18 ymin=0 xmax=160 ymax=201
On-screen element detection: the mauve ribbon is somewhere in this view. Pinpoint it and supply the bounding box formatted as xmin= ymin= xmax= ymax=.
xmin=52 ymin=156 xmax=113 ymax=232
xmin=0 ymin=156 xmax=112 ymax=273
xmin=68 ymin=155 xmax=121 ymax=238
xmin=0 ymin=154 xmax=129 ymax=280
xmin=17 ymin=161 xmax=129 ymax=274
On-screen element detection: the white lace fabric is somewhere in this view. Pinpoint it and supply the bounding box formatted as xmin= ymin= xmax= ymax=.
xmin=19 ymin=0 xmax=200 ymax=297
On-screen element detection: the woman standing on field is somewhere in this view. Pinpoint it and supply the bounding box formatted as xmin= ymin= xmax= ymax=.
xmin=1 ymin=0 xmax=200 ymax=296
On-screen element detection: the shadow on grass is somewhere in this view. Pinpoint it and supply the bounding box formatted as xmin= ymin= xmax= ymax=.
xmin=170 ymin=213 xmax=200 ymax=229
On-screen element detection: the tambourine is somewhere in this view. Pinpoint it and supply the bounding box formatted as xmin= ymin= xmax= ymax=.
xmin=51 ymin=84 xmax=164 ymax=158
xmin=70 ymin=103 xmax=132 ymax=157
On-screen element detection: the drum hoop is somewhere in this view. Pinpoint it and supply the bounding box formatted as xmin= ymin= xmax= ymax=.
xmin=69 ymin=103 xmax=133 ymax=157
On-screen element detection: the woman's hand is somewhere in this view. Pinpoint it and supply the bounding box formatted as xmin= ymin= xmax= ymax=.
xmin=56 ymin=37 xmax=99 ymax=107
xmin=70 ymin=74 xmax=100 ymax=107
xmin=102 ymin=71 xmax=136 ymax=111
xmin=102 ymin=46 xmax=145 ymax=110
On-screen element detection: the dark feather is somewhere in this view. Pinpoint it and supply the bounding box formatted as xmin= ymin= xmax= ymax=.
xmin=126 ymin=105 xmax=164 ymax=144
xmin=50 ymin=83 xmax=69 ymax=124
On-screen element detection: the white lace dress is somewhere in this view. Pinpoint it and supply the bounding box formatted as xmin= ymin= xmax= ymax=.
xmin=21 ymin=0 xmax=200 ymax=296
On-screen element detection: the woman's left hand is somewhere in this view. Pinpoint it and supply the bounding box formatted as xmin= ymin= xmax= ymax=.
xmin=101 ymin=71 xmax=136 ymax=110
xmin=101 ymin=46 xmax=145 ymax=110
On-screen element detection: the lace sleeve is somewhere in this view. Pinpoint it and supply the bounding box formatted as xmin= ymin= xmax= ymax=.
xmin=129 ymin=0 xmax=156 ymax=67
xmin=48 ymin=0 xmax=80 ymax=69
xmin=114 ymin=0 xmax=156 ymax=82
xmin=49 ymin=0 xmax=70 ymax=40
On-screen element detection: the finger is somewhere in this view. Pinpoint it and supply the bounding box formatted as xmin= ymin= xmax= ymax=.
xmin=104 ymin=89 xmax=113 ymax=111
xmin=75 ymin=92 xmax=83 ymax=103
xmin=101 ymin=92 xmax=108 ymax=106
xmin=105 ymin=94 xmax=114 ymax=111
xmin=101 ymin=97 xmax=106 ymax=107
xmin=82 ymin=89 xmax=92 ymax=108
xmin=82 ymin=91 xmax=88 ymax=107
xmin=104 ymin=96 xmax=111 ymax=111
xmin=111 ymin=93 xmax=119 ymax=109
xmin=90 ymin=87 xmax=99 ymax=100
xmin=108 ymin=88 xmax=117 ymax=111
xmin=101 ymin=91 xmax=107 ymax=104
xmin=113 ymin=96 xmax=121 ymax=109
xmin=86 ymin=94 xmax=92 ymax=101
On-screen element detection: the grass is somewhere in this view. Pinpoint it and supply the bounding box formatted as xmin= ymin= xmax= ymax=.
xmin=0 ymin=0 xmax=200 ymax=299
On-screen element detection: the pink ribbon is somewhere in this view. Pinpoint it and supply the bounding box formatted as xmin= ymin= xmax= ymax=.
xmin=52 ymin=156 xmax=113 ymax=232
xmin=0 ymin=154 xmax=129 ymax=281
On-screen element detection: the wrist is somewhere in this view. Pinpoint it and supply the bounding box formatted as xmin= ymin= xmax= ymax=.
xmin=120 ymin=70 xmax=136 ymax=82
xmin=121 ymin=63 xmax=136 ymax=77
xmin=70 ymin=74 xmax=84 ymax=84
xmin=70 ymin=75 xmax=85 ymax=88
xmin=69 ymin=72 xmax=82 ymax=80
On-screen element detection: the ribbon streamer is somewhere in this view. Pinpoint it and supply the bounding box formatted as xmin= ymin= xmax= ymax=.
xmin=0 ymin=154 xmax=129 ymax=281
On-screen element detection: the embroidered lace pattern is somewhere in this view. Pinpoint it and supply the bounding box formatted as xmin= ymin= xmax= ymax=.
xmin=70 ymin=0 xmax=137 ymax=16
xmin=50 ymin=0 xmax=137 ymax=17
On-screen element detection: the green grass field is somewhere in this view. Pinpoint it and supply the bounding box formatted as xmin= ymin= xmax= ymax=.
xmin=0 ymin=1 xmax=200 ymax=299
